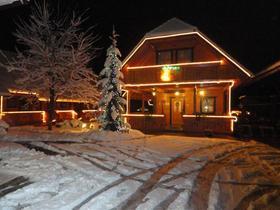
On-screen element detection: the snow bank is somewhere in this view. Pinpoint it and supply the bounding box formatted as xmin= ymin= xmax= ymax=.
xmin=0 ymin=120 xmax=9 ymax=135
xmin=85 ymin=129 xmax=145 ymax=141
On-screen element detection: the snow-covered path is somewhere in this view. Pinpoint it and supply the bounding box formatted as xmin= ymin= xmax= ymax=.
xmin=0 ymin=130 xmax=280 ymax=210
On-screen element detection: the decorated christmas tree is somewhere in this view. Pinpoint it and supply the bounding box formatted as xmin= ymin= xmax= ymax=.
xmin=97 ymin=29 xmax=127 ymax=131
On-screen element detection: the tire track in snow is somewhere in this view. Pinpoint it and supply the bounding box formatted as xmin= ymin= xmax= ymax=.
xmin=115 ymin=141 xmax=237 ymax=210
xmin=187 ymin=144 xmax=266 ymax=210
xmin=72 ymin=169 xmax=155 ymax=210
xmin=233 ymin=188 xmax=280 ymax=210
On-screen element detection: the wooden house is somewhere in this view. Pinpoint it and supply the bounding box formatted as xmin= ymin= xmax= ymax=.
xmin=121 ymin=18 xmax=253 ymax=134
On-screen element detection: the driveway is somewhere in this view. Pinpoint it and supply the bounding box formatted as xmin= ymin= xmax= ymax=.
xmin=0 ymin=132 xmax=280 ymax=209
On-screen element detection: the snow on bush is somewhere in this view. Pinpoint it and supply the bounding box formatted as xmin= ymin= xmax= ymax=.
xmin=85 ymin=129 xmax=145 ymax=141
xmin=0 ymin=120 xmax=9 ymax=135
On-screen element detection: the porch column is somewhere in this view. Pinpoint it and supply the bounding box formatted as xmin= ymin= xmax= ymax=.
xmin=193 ymin=86 xmax=197 ymax=114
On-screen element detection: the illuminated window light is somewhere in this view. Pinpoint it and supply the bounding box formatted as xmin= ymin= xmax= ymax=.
xmin=122 ymin=31 xmax=252 ymax=77
xmin=127 ymin=60 xmax=222 ymax=70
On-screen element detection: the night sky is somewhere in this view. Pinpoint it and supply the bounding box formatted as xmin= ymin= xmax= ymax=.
xmin=0 ymin=0 xmax=280 ymax=74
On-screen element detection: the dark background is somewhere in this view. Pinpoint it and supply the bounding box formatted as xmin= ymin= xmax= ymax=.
xmin=0 ymin=0 xmax=280 ymax=74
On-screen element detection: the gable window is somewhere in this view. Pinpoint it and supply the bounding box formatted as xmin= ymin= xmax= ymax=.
xmin=157 ymin=48 xmax=193 ymax=64
xmin=200 ymin=97 xmax=216 ymax=114
xmin=157 ymin=51 xmax=172 ymax=64
xmin=176 ymin=49 xmax=193 ymax=63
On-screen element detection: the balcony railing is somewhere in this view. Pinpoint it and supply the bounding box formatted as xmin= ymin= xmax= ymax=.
xmin=123 ymin=60 xmax=229 ymax=84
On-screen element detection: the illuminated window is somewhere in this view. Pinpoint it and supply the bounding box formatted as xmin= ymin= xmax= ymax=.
xmin=144 ymin=99 xmax=154 ymax=113
xmin=200 ymin=97 xmax=216 ymax=114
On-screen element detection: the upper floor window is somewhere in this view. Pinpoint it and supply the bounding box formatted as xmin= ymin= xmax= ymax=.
xmin=157 ymin=51 xmax=172 ymax=64
xmin=157 ymin=48 xmax=193 ymax=64
xmin=176 ymin=49 xmax=193 ymax=63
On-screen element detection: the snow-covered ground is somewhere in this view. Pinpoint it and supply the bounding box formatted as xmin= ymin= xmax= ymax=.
xmin=0 ymin=127 xmax=280 ymax=210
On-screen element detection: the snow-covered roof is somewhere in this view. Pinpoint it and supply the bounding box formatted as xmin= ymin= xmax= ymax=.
xmin=145 ymin=17 xmax=197 ymax=38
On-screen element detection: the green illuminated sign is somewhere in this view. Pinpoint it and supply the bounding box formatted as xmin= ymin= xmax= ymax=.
xmin=162 ymin=65 xmax=181 ymax=71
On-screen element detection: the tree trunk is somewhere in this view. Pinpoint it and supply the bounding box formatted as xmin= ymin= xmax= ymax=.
xmin=47 ymin=87 xmax=55 ymax=130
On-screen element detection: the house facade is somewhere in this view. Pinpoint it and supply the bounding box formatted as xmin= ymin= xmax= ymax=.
xmin=122 ymin=18 xmax=253 ymax=134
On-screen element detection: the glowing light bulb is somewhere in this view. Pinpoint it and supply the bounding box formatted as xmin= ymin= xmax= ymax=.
xmin=175 ymin=91 xmax=180 ymax=96
xmin=199 ymin=90 xmax=205 ymax=96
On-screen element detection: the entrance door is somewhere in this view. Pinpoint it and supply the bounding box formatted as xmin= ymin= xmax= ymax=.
xmin=170 ymin=97 xmax=184 ymax=129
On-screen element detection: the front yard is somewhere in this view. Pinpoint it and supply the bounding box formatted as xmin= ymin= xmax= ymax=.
xmin=0 ymin=127 xmax=280 ymax=210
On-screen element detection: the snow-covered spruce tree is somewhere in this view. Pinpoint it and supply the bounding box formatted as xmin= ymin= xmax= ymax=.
xmin=4 ymin=1 xmax=99 ymax=130
xmin=97 ymin=29 xmax=127 ymax=131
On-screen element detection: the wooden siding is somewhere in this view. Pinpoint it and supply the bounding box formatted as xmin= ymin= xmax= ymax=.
xmin=126 ymin=116 xmax=165 ymax=132
xmin=183 ymin=117 xmax=232 ymax=134
xmin=3 ymin=113 xmax=43 ymax=126
xmin=122 ymin=34 xmax=249 ymax=85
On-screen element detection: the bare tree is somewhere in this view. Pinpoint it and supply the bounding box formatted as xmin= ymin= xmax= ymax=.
xmin=4 ymin=1 xmax=99 ymax=130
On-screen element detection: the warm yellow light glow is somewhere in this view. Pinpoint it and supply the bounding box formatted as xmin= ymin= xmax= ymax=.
xmin=122 ymin=31 xmax=252 ymax=77
xmin=123 ymin=114 xmax=164 ymax=117
xmin=39 ymin=98 xmax=89 ymax=103
xmin=231 ymin=110 xmax=241 ymax=116
xmin=8 ymin=89 xmax=89 ymax=103
xmin=230 ymin=120 xmax=234 ymax=132
xmin=175 ymin=91 xmax=180 ymax=96
xmin=82 ymin=110 xmax=99 ymax=113
xmin=8 ymin=89 xmax=38 ymax=95
xmin=55 ymin=110 xmax=77 ymax=119
xmin=199 ymin=90 xmax=205 ymax=96
xmin=0 ymin=96 xmax=3 ymax=120
xmin=42 ymin=111 xmax=46 ymax=123
xmin=3 ymin=111 xmax=44 ymax=114
xmin=127 ymin=60 xmax=223 ymax=70
xmin=82 ymin=123 xmax=87 ymax=128
xmin=160 ymin=69 xmax=171 ymax=81
xmin=228 ymin=81 xmax=234 ymax=115
xmin=126 ymin=91 xmax=129 ymax=114
xmin=152 ymin=91 xmax=156 ymax=96
xmin=124 ymin=80 xmax=234 ymax=88
xmin=182 ymin=114 xmax=237 ymax=122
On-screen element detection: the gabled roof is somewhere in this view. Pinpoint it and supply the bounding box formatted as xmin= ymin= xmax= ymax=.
xmin=122 ymin=18 xmax=253 ymax=78
xmin=145 ymin=17 xmax=197 ymax=38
